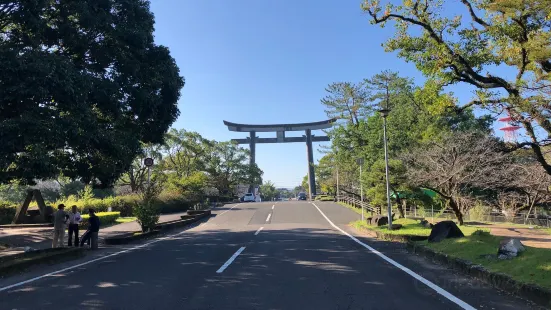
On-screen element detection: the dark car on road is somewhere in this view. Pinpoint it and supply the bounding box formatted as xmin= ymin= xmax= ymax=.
xmin=298 ymin=192 xmax=307 ymax=200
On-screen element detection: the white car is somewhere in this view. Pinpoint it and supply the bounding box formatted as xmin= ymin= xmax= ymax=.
xmin=243 ymin=193 xmax=255 ymax=202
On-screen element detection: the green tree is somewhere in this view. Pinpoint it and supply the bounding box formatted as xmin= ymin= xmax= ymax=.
xmin=119 ymin=143 xmax=164 ymax=193
xmin=322 ymin=81 xmax=372 ymax=125
xmin=134 ymin=179 xmax=163 ymax=232
xmin=260 ymin=181 xmax=278 ymax=201
xmin=323 ymin=71 xmax=491 ymax=205
xmin=204 ymin=142 xmax=263 ymax=197
xmin=167 ymin=171 xmax=208 ymax=202
xmin=163 ymin=129 xmax=212 ymax=178
xmin=363 ymin=0 xmax=551 ymax=174
xmin=317 ymin=154 xmax=337 ymax=195
xmin=1 ymin=1 xmax=184 ymax=186
xmin=364 ymin=159 xmax=408 ymax=217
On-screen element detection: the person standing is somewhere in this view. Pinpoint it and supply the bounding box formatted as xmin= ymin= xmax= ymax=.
xmin=67 ymin=205 xmax=82 ymax=247
xmin=52 ymin=204 xmax=69 ymax=248
xmin=80 ymin=208 xmax=100 ymax=250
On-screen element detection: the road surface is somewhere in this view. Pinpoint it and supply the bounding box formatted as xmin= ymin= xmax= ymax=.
xmin=0 ymin=201 xmax=539 ymax=309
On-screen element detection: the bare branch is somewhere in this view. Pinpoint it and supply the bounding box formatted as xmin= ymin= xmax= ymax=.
xmin=455 ymin=98 xmax=504 ymax=113
xmin=459 ymin=0 xmax=489 ymax=27
xmin=366 ymin=8 xmax=517 ymax=95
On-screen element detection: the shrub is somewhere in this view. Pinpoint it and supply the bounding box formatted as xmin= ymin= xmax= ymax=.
xmin=468 ymin=203 xmax=492 ymax=222
xmin=134 ymin=183 xmax=162 ymax=232
xmin=81 ymin=212 xmax=120 ymax=227
xmin=0 ymin=202 xmax=16 ymax=224
xmin=114 ymin=195 xmax=140 ymax=216
xmin=318 ymin=196 xmax=335 ymax=201
xmin=155 ymin=190 xmax=194 ymax=213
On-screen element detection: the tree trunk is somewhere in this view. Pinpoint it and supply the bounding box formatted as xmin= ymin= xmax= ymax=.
xmin=448 ymin=198 xmax=464 ymax=225
xmin=395 ymin=195 xmax=405 ymax=218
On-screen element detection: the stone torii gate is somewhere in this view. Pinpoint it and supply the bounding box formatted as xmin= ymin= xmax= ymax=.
xmin=224 ymin=118 xmax=336 ymax=199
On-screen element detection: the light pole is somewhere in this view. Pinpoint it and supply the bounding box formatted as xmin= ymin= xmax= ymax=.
xmin=336 ymin=165 xmax=339 ymax=200
xmin=356 ymin=158 xmax=364 ymax=221
xmin=379 ymin=108 xmax=393 ymax=230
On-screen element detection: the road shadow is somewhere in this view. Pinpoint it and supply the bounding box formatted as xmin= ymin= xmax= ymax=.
xmin=0 ymin=225 xmax=539 ymax=310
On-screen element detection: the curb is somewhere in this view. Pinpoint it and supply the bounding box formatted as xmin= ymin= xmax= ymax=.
xmin=0 ymin=223 xmax=53 ymax=229
xmin=104 ymin=230 xmax=161 ymax=245
xmin=104 ymin=210 xmax=212 ymax=245
xmin=355 ymin=225 xmax=551 ymax=308
xmin=406 ymin=242 xmax=551 ymax=309
xmin=0 ymin=247 xmax=85 ymax=277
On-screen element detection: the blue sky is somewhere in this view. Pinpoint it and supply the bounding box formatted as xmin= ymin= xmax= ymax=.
xmin=149 ymin=0 xmax=506 ymax=188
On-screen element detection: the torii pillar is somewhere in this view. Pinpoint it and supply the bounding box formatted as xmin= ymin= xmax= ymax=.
xmin=224 ymin=119 xmax=336 ymax=199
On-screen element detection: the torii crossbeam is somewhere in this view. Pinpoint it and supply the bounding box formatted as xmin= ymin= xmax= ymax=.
xmin=224 ymin=118 xmax=336 ymax=198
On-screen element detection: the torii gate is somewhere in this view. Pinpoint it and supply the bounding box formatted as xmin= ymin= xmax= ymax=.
xmin=224 ymin=118 xmax=336 ymax=199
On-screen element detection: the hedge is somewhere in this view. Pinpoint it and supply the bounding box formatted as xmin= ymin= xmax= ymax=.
xmin=0 ymin=191 xmax=197 ymax=224
xmin=81 ymin=212 xmax=120 ymax=227
xmin=314 ymin=195 xmax=335 ymax=201
xmin=0 ymin=202 xmax=16 ymax=224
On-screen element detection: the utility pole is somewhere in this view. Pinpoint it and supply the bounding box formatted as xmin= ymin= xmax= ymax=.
xmin=336 ymin=165 xmax=339 ymax=200
xmin=379 ymin=108 xmax=393 ymax=230
xmin=356 ymin=158 xmax=364 ymax=221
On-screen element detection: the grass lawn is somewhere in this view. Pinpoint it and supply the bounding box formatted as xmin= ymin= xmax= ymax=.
xmin=422 ymin=233 xmax=551 ymax=290
xmin=338 ymin=202 xmax=363 ymax=216
xmin=351 ymin=218 xmax=484 ymax=237
xmin=116 ymin=217 xmax=137 ymax=223
xmin=351 ymin=216 xmax=551 ymax=290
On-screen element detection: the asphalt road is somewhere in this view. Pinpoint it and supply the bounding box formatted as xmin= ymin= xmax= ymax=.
xmin=0 ymin=201 xmax=541 ymax=310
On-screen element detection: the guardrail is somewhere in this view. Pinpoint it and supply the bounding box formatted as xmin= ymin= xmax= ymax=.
xmin=336 ymin=195 xmax=380 ymax=215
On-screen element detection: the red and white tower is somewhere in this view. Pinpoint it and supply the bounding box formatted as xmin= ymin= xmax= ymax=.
xmin=498 ymin=114 xmax=521 ymax=143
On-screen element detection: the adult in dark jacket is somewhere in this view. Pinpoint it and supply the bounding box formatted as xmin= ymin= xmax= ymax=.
xmin=80 ymin=208 xmax=100 ymax=249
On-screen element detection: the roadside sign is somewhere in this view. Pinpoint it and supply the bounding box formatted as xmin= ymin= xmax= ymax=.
xmin=356 ymin=158 xmax=364 ymax=165
xmin=144 ymin=158 xmax=154 ymax=167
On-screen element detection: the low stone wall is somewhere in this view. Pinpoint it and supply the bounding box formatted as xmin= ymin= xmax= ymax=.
xmin=104 ymin=210 xmax=212 ymax=245
xmin=0 ymin=247 xmax=85 ymax=276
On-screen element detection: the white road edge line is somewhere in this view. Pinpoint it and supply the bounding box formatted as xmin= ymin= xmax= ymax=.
xmin=254 ymin=227 xmax=264 ymax=236
xmin=0 ymin=221 xmax=209 ymax=293
xmin=218 ymin=203 xmax=241 ymax=216
xmin=272 ymin=205 xmax=275 ymax=210
xmin=311 ymin=203 xmax=476 ymax=310
xmin=0 ymin=203 xmax=244 ymax=293
xmin=216 ymin=246 xmax=246 ymax=273
xmin=265 ymin=213 xmax=272 ymax=222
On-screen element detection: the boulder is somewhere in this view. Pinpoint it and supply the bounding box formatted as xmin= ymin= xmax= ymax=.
xmin=497 ymin=238 xmax=525 ymax=259
xmin=371 ymin=215 xmax=388 ymax=227
xmin=390 ymin=224 xmax=402 ymax=230
xmin=428 ymin=221 xmax=464 ymax=243
xmin=419 ymin=220 xmax=433 ymax=228
xmin=23 ymin=246 xmax=36 ymax=253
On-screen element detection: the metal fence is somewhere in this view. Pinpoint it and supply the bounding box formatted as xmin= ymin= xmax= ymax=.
xmin=404 ymin=207 xmax=550 ymax=228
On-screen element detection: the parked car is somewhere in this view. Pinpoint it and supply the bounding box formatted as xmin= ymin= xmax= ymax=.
xmin=243 ymin=193 xmax=255 ymax=202
xmin=298 ymin=192 xmax=307 ymax=200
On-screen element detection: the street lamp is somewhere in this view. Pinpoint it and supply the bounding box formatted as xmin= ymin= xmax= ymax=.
xmin=378 ymin=108 xmax=393 ymax=230
xmin=356 ymin=157 xmax=364 ymax=221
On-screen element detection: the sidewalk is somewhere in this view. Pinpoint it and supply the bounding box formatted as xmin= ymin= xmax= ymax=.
xmin=0 ymin=211 xmax=189 ymax=258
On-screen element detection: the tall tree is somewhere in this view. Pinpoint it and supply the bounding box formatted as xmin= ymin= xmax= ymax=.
xmin=321 ymin=82 xmax=371 ymax=125
xmin=118 ymin=143 xmax=163 ymax=193
xmin=204 ymin=142 xmax=262 ymax=197
xmin=260 ymin=181 xmax=278 ymax=201
xmin=0 ymin=0 xmax=184 ymax=186
xmin=402 ymin=132 xmax=513 ymax=224
xmin=163 ymin=129 xmax=212 ymax=178
xmin=363 ymin=0 xmax=551 ymax=174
